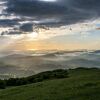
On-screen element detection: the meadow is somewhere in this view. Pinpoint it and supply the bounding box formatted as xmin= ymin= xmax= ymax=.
xmin=0 ymin=68 xmax=100 ymax=100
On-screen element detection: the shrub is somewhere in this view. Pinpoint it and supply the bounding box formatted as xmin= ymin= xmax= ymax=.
xmin=0 ymin=80 xmax=6 ymax=89
xmin=3 ymin=69 xmax=69 ymax=88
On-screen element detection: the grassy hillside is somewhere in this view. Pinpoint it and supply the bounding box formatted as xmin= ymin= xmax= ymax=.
xmin=0 ymin=68 xmax=100 ymax=100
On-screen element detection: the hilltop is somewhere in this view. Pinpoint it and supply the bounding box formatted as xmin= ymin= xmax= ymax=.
xmin=0 ymin=68 xmax=100 ymax=100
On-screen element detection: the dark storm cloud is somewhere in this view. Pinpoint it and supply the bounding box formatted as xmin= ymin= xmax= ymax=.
xmin=0 ymin=0 xmax=100 ymax=35
xmin=20 ymin=23 xmax=33 ymax=32
xmin=6 ymin=0 xmax=66 ymax=16
xmin=0 ymin=19 xmax=19 ymax=27
xmin=6 ymin=0 xmax=100 ymax=26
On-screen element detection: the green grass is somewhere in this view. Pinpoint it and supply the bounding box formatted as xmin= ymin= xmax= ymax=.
xmin=0 ymin=68 xmax=100 ymax=100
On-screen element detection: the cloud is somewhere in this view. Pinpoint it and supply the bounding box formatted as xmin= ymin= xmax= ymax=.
xmin=0 ymin=19 xmax=19 ymax=27
xmin=6 ymin=0 xmax=100 ymax=25
xmin=20 ymin=23 xmax=33 ymax=32
xmin=6 ymin=0 xmax=66 ymax=16
xmin=0 ymin=0 xmax=100 ymax=37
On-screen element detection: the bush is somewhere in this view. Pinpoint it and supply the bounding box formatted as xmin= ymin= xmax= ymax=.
xmin=0 ymin=80 xmax=6 ymax=89
xmin=2 ymin=69 xmax=69 ymax=88
xmin=52 ymin=69 xmax=69 ymax=78
xmin=6 ymin=78 xmax=17 ymax=86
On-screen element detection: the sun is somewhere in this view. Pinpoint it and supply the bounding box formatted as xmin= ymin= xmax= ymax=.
xmin=26 ymin=32 xmax=38 ymax=40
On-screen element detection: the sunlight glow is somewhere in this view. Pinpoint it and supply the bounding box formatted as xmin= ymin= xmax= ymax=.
xmin=26 ymin=32 xmax=38 ymax=40
xmin=39 ymin=0 xmax=57 ymax=2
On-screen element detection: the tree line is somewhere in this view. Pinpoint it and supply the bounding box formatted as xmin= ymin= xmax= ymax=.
xmin=0 ymin=69 xmax=69 ymax=89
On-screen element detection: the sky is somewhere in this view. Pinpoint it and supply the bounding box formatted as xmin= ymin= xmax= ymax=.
xmin=0 ymin=0 xmax=100 ymax=51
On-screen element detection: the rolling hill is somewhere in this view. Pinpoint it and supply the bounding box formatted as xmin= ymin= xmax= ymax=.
xmin=0 ymin=68 xmax=100 ymax=100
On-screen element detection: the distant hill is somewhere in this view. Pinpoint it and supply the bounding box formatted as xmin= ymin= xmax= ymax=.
xmin=0 ymin=50 xmax=100 ymax=78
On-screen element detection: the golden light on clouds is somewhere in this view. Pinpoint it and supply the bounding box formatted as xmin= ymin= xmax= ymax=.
xmin=0 ymin=19 xmax=100 ymax=51
xmin=6 ymin=38 xmax=100 ymax=51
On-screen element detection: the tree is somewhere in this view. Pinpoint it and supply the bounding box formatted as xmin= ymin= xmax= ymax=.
xmin=0 ymin=80 xmax=6 ymax=89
